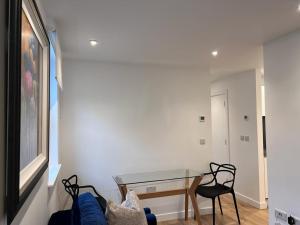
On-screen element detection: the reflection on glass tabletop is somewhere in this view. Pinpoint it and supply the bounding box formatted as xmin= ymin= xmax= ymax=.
xmin=113 ymin=169 xmax=205 ymax=185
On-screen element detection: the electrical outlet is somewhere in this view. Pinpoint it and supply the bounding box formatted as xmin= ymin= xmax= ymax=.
xmin=146 ymin=186 xmax=156 ymax=193
xmin=275 ymin=209 xmax=288 ymax=222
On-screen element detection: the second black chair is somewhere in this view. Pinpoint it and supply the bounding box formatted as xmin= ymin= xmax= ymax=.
xmin=195 ymin=162 xmax=240 ymax=225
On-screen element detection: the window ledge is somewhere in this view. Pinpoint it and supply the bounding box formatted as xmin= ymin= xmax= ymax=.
xmin=48 ymin=164 xmax=62 ymax=188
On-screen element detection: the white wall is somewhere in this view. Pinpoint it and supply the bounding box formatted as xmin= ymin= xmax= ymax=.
xmin=211 ymin=70 xmax=267 ymax=209
xmin=261 ymin=86 xmax=266 ymax=117
xmin=264 ymin=30 xmax=300 ymax=224
xmin=61 ymin=59 xmax=213 ymax=220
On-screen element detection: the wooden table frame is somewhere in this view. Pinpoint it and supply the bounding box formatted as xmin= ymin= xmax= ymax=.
xmin=116 ymin=175 xmax=204 ymax=225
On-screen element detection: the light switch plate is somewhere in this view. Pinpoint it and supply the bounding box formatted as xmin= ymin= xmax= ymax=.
xmin=200 ymin=139 xmax=206 ymax=145
xmin=245 ymin=136 xmax=250 ymax=142
xmin=199 ymin=116 xmax=205 ymax=122
xmin=240 ymin=136 xmax=245 ymax=141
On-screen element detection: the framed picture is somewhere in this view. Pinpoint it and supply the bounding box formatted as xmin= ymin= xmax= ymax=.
xmin=6 ymin=0 xmax=50 ymax=223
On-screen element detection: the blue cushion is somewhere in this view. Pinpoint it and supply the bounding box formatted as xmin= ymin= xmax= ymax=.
xmin=77 ymin=192 xmax=108 ymax=225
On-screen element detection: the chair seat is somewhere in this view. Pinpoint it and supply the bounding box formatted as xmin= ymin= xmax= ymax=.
xmin=196 ymin=184 xmax=231 ymax=198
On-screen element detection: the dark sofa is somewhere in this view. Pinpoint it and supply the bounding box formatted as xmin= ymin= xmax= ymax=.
xmin=48 ymin=175 xmax=157 ymax=225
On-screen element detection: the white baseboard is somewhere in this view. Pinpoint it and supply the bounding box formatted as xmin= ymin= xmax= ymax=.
xmin=236 ymin=192 xmax=267 ymax=209
xmin=156 ymin=207 xmax=212 ymax=222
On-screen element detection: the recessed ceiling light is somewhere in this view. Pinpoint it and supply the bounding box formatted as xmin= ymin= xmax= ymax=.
xmin=89 ymin=40 xmax=99 ymax=47
xmin=211 ymin=50 xmax=218 ymax=57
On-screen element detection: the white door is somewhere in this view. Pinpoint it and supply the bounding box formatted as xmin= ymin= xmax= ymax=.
xmin=211 ymin=93 xmax=230 ymax=164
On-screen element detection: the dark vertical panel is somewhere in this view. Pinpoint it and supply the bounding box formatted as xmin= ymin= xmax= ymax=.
xmin=0 ymin=0 xmax=7 ymax=223
xmin=6 ymin=0 xmax=22 ymax=222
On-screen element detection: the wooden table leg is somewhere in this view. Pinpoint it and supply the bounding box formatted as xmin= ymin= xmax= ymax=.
xmin=185 ymin=177 xmax=190 ymax=220
xmin=117 ymin=184 xmax=128 ymax=202
xmin=185 ymin=189 xmax=189 ymax=220
xmin=188 ymin=176 xmax=203 ymax=225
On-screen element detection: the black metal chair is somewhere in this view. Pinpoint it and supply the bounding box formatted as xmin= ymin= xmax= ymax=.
xmin=195 ymin=162 xmax=240 ymax=225
xmin=48 ymin=175 xmax=108 ymax=225
xmin=62 ymin=175 xmax=107 ymax=212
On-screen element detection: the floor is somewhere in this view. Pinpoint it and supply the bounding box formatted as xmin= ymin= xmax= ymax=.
xmin=158 ymin=195 xmax=268 ymax=225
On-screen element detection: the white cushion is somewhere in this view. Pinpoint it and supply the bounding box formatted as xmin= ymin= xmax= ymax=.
xmin=106 ymin=191 xmax=147 ymax=225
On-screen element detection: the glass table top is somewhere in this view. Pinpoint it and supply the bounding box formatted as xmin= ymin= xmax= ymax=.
xmin=113 ymin=169 xmax=205 ymax=185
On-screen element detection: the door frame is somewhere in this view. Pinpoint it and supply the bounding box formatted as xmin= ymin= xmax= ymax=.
xmin=210 ymin=90 xmax=231 ymax=164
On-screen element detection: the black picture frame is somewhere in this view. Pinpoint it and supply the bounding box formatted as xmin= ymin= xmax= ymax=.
xmin=6 ymin=0 xmax=50 ymax=223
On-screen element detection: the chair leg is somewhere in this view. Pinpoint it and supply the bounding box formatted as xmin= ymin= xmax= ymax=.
xmin=217 ymin=196 xmax=223 ymax=215
xmin=212 ymin=198 xmax=216 ymax=225
xmin=231 ymin=191 xmax=241 ymax=224
xmin=194 ymin=193 xmax=197 ymax=220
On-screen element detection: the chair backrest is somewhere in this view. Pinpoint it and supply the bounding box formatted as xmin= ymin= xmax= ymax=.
xmin=62 ymin=174 xmax=107 ymax=212
xmin=62 ymin=175 xmax=80 ymax=201
xmin=209 ymin=162 xmax=237 ymax=189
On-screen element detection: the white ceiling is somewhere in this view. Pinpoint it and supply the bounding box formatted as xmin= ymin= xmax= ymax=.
xmin=41 ymin=0 xmax=300 ymax=73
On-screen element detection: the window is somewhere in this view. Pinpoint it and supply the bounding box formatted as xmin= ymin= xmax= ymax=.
xmin=48 ymin=33 xmax=61 ymax=186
